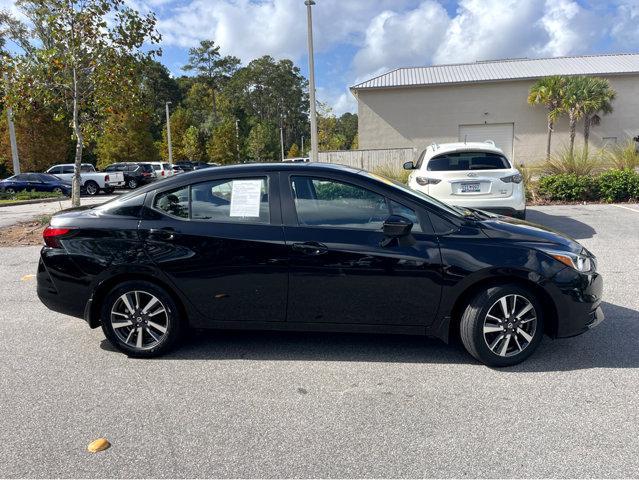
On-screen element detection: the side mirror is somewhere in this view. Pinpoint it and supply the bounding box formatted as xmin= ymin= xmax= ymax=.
xmin=403 ymin=161 xmax=415 ymax=170
xmin=383 ymin=215 xmax=413 ymax=238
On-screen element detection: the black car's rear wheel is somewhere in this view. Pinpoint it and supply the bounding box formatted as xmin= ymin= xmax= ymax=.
xmin=460 ymin=284 xmax=543 ymax=367
xmin=101 ymin=281 xmax=183 ymax=357
xmin=127 ymin=179 xmax=138 ymax=189
xmin=52 ymin=187 xmax=63 ymax=195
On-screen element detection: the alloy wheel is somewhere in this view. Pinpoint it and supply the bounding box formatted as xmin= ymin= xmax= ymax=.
xmin=482 ymin=294 xmax=537 ymax=357
xmin=128 ymin=179 xmax=138 ymax=189
xmin=110 ymin=290 xmax=169 ymax=350
xmin=86 ymin=182 xmax=98 ymax=195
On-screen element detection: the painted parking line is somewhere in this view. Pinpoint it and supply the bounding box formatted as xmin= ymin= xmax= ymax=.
xmin=612 ymin=204 xmax=639 ymax=214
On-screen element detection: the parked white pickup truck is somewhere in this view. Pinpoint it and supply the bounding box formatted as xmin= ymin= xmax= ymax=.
xmin=45 ymin=163 xmax=125 ymax=195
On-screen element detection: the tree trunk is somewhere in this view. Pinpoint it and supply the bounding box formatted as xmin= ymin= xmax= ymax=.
xmin=546 ymin=115 xmax=553 ymax=162
xmin=583 ymin=114 xmax=591 ymax=158
xmin=71 ymin=67 xmax=83 ymax=207
xmin=568 ymin=111 xmax=577 ymax=157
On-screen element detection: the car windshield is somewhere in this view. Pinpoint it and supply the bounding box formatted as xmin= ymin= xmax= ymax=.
xmin=363 ymin=171 xmax=468 ymax=218
xmin=427 ymin=152 xmax=511 ymax=171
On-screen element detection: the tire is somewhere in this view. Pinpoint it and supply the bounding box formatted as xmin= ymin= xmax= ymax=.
xmin=84 ymin=180 xmax=99 ymax=196
xmin=127 ymin=178 xmax=138 ymax=189
xmin=52 ymin=187 xmax=63 ymax=195
xmin=4 ymin=187 xmax=15 ymax=195
xmin=460 ymin=284 xmax=544 ymax=367
xmin=100 ymin=280 xmax=183 ymax=358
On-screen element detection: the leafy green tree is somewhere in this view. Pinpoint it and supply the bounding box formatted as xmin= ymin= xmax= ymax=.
xmin=528 ymin=76 xmax=567 ymax=161
xmin=181 ymin=125 xmax=204 ymax=161
xmin=318 ymin=104 xmax=346 ymax=151
xmin=140 ymin=60 xmax=182 ymax=140
xmin=183 ymin=40 xmax=240 ymax=119
xmin=247 ymin=122 xmax=277 ymax=162
xmin=287 ymin=143 xmax=301 ymax=158
xmin=581 ymin=77 xmax=615 ymax=156
xmin=3 ymin=0 xmax=160 ymax=205
xmin=350 ymin=133 xmax=359 ymax=150
xmin=207 ymin=120 xmax=239 ymax=164
xmin=159 ymin=106 xmax=192 ymax=162
xmin=336 ymin=112 xmax=358 ymax=150
xmin=96 ymin=111 xmax=158 ymax=169
xmin=0 ymin=107 xmax=71 ymax=173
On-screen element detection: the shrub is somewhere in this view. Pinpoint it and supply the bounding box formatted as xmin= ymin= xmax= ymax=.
xmin=602 ymin=141 xmax=639 ymax=171
xmin=538 ymin=174 xmax=597 ymax=201
xmin=596 ymin=169 xmax=639 ymax=203
xmin=518 ymin=164 xmax=540 ymax=202
xmin=0 ymin=190 xmax=64 ymax=201
xmin=543 ymin=147 xmax=603 ymax=176
xmin=372 ymin=165 xmax=410 ymax=184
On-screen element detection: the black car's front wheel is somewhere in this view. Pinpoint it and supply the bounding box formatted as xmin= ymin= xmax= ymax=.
xmin=101 ymin=281 xmax=183 ymax=357
xmin=460 ymin=284 xmax=544 ymax=367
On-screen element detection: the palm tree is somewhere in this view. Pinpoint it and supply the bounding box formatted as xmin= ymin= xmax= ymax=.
xmin=581 ymin=77 xmax=615 ymax=156
xmin=562 ymin=76 xmax=591 ymax=156
xmin=528 ymin=76 xmax=566 ymax=161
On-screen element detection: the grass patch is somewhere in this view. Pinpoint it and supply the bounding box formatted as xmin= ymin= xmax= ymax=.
xmin=371 ymin=165 xmax=410 ymax=184
xmin=0 ymin=190 xmax=65 ymax=202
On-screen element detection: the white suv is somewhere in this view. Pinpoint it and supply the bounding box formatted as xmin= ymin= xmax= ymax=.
xmin=405 ymin=142 xmax=526 ymax=219
xmin=148 ymin=162 xmax=174 ymax=179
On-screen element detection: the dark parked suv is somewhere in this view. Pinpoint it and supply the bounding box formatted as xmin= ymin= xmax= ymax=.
xmin=104 ymin=162 xmax=155 ymax=189
xmin=37 ymin=163 xmax=603 ymax=366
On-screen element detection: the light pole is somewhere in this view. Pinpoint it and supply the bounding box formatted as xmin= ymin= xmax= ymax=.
xmin=165 ymin=101 xmax=173 ymax=164
xmin=3 ymin=73 xmax=20 ymax=174
xmin=235 ymin=119 xmax=240 ymax=163
xmin=305 ymin=0 xmax=319 ymax=163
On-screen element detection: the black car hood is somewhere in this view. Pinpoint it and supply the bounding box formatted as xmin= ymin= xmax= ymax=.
xmin=479 ymin=216 xmax=583 ymax=254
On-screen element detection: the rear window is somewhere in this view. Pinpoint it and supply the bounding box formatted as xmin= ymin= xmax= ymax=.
xmin=427 ymin=152 xmax=511 ymax=171
xmin=162 ymin=163 xmax=170 ymax=169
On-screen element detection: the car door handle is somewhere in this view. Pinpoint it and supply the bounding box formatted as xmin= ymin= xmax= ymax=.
xmin=148 ymin=228 xmax=176 ymax=241
xmin=291 ymin=242 xmax=328 ymax=256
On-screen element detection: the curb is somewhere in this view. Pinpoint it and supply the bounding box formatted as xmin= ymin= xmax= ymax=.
xmin=0 ymin=197 xmax=68 ymax=208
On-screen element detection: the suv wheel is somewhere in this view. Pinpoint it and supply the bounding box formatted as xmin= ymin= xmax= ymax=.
xmin=460 ymin=284 xmax=543 ymax=367
xmin=84 ymin=180 xmax=99 ymax=196
xmin=127 ymin=178 xmax=138 ymax=189
xmin=101 ymin=281 xmax=183 ymax=357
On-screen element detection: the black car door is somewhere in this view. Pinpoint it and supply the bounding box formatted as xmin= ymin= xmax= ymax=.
xmin=138 ymin=172 xmax=288 ymax=326
xmin=280 ymin=172 xmax=442 ymax=327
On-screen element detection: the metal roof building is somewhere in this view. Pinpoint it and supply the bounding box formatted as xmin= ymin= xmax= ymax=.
xmin=351 ymin=54 xmax=639 ymax=163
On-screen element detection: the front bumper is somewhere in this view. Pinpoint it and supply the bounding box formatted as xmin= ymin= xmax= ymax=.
xmin=549 ymin=267 xmax=604 ymax=338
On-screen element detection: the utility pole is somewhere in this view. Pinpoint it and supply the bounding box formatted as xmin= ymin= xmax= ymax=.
xmin=165 ymin=101 xmax=173 ymax=164
xmin=305 ymin=0 xmax=319 ymax=163
xmin=280 ymin=120 xmax=285 ymax=161
xmin=301 ymin=135 xmax=305 ymax=155
xmin=3 ymin=73 xmax=20 ymax=174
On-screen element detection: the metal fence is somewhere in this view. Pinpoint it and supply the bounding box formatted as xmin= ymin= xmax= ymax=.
xmin=317 ymin=148 xmax=417 ymax=171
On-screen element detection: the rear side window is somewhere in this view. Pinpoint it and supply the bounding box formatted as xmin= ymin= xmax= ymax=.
xmin=98 ymin=193 xmax=146 ymax=217
xmin=162 ymin=163 xmax=170 ymax=169
xmin=152 ymin=178 xmax=270 ymax=224
xmin=152 ymin=164 xmax=161 ymax=171
xmin=48 ymin=166 xmax=61 ymax=174
xmin=191 ymin=178 xmax=269 ymax=223
xmin=154 ymin=186 xmax=189 ymax=219
xmin=62 ymin=166 xmax=75 ymax=174
xmin=427 ymin=152 xmax=510 ymax=171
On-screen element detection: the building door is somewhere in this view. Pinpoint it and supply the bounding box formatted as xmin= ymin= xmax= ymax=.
xmin=459 ymin=123 xmax=514 ymax=160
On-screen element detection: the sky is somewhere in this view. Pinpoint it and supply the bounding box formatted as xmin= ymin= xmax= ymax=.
xmin=2 ymin=0 xmax=638 ymax=114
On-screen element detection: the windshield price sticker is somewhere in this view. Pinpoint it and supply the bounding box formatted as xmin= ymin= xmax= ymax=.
xmin=230 ymin=179 xmax=262 ymax=217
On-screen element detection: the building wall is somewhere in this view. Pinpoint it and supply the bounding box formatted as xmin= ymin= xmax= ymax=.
xmin=356 ymin=75 xmax=639 ymax=164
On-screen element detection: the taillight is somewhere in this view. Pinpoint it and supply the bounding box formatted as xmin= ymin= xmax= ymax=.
xmin=415 ymin=177 xmax=442 ymax=185
xmin=105 ymin=174 xmax=110 ymax=182
xmin=161 ymin=171 xmax=165 ymax=176
xmin=43 ymin=227 xmax=71 ymax=248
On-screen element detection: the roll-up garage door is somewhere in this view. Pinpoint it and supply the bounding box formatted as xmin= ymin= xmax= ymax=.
xmin=459 ymin=123 xmax=514 ymax=160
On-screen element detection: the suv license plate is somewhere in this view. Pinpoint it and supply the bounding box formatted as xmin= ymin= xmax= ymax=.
xmin=461 ymin=183 xmax=480 ymax=192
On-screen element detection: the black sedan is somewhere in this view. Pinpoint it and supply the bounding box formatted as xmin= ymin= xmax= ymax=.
xmin=36 ymin=163 xmax=604 ymax=366
xmin=0 ymin=173 xmax=71 ymax=196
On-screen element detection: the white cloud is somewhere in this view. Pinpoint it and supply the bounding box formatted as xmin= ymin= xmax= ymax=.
xmin=353 ymin=1 xmax=450 ymax=76
xmin=536 ymin=0 xmax=599 ymax=57
xmin=610 ymin=0 xmax=639 ymax=47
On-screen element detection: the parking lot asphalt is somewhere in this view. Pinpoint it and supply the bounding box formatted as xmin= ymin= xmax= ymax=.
xmin=0 ymin=194 xmax=118 ymax=228
xmin=1 ymin=203 xmax=638 ymax=478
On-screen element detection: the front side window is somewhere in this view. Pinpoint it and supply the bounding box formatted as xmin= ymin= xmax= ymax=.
xmin=62 ymin=166 xmax=75 ymax=174
xmin=192 ymin=177 xmax=269 ymax=223
xmin=291 ymin=176 xmax=388 ymax=230
xmin=427 ymin=152 xmax=511 ymax=171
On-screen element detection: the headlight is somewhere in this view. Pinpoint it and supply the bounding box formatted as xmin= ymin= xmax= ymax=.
xmin=500 ymin=173 xmax=523 ymax=184
xmin=415 ymin=177 xmax=441 ymax=185
xmin=541 ymin=248 xmax=595 ymax=272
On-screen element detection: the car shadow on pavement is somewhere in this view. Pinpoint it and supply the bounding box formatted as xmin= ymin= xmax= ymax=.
xmin=526 ymin=209 xmax=596 ymax=240
xmin=102 ymin=301 xmax=638 ymax=371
